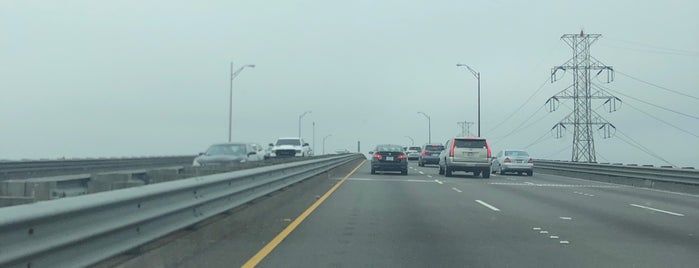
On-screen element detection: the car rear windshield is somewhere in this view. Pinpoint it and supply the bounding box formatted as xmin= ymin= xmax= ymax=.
xmin=276 ymin=139 xmax=301 ymax=146
xmin=206 ymin=144 xmax=246 ymax=156
xmin=425 ymin=145 xmax=444 ymax=151
xmin=454 ymin=139 xmax=487 ymax=149
xmin=505 ymin=150 xmax=529 ymax=157
xmin=408 ymin=146 xmax=421 ymax=151
xmin=376 ymin=145 xmax=403 ymax=152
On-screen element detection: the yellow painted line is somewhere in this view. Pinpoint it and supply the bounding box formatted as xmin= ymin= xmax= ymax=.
xmin=241 ymin=160 xmax=366 ymax=268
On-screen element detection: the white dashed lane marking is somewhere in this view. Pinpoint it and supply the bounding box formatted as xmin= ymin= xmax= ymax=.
xmin=434 ymin=179 xmax=443 ymax=184
xmin=475 ymin=200 xmax=500 ymax=212
xmin=451 ymin=187 xmax=463 ymax=193
xmin=630 ymin=204 xmax=685 ymax=217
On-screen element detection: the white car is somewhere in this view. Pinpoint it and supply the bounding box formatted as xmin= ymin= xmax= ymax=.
xmin=269 ymin=137 xmax=313 ymax=157
xmin=405 ymin=146 xmax=422 ymax=160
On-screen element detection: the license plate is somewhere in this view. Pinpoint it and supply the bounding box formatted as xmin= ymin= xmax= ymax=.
xmin=516 ymin=160 xmax=523 ymax=163
xmin=386 ymin=157 xmax=394 ymax=161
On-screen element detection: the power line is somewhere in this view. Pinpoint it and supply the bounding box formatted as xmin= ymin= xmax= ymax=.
xmin=622 ymin=100 xmax=699 ymax=139
xmin=616 ymin=70 xmax=699 ymax=101
xmin=605 ymin=37 xmax=699 ymax=56
xmin=494 ymin=104 xmax=546 ymax=142
xmin=597 ymin=84 xmax=699 ymax=121
xmin=615 ymin=129 xmax=677 ymax=167
xmin=487 ymin=77 xmax=550 ymax=133
xmin=523 ymin=130 xmax=551 ymax=149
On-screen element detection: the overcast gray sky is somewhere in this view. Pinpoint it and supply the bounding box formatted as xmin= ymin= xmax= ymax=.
xmin=2 ymin=0 xmax=698 ymax=167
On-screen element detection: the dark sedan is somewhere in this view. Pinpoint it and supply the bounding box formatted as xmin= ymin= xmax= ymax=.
xmin=370 ymin=144 xmax=408 ymax=175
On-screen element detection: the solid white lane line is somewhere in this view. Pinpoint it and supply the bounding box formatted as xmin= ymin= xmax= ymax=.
xmin=475 ymin=200 xmax=500 ymax=211
xmin=524 ymin=182 xmax=535 ymax=185
xmin=346 ymin=178 xmax=433 ymax=183
xmin=451 ymin=187 xmax=463 ymax=193
xmin=630 ymin=204 xmax=685 ymax=217
xmin=434 ymin=179 xmax=443 ymax=184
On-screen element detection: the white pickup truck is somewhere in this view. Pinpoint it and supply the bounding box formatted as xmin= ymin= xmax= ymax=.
xmin=269 ymin=137 xmax=313 ymax=157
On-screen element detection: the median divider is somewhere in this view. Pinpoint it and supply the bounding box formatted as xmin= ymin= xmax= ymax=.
xmin=0 ymin=154 xmax=364 ymax=268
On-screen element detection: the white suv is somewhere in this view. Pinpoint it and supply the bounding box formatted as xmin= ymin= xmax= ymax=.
xmin=438 ymin=137 xmax=492 ymax=178
xmin=269 ymin=137 xmax=313 ymax=157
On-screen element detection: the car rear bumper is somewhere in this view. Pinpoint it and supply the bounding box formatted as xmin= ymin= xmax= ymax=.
xmin=446 ymin=160 xmax=491 ymax=171
xmin=372 ymin=161 xmax=408 ymax=171
xmin=501 ymin=163 xmax=533 ymax=171
xmin=419 ymin=156 xmax=440 ymax=164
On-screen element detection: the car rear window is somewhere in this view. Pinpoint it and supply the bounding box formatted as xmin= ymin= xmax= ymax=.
xmin=376 ymin=145 xmax=403 ymax=152
xmin=409 ymin=146 xmax=421 ymax=151
xmin=425 ymin=145 xmax=444 ymax=151
xmin=454 ymin=139 xmax=487 ymax=149
xmin=505 ymin=150 xmax=529 ymax=157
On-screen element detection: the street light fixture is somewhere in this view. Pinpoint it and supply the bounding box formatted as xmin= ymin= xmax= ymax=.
xmin=298 ymin=110 xmax=312 ymax=139
xmin=417 ymin=112 xmax=431 ymax=143
xmin=456 ymin=63 xmax=481 ymax=137
xmin=229 ymin=62 xmax=255 ymax=142
xmin=404 ymin=136 xmax=414 ymax=145
xmin=322 ymin=134 xmax=332 ymax=155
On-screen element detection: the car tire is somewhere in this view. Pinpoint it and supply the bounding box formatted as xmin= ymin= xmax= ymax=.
xmin=445 ymin=166 xmax=453 ymax=177
xmin=482 ymin=169 xmax=491 ymax=178
xmin=371 ymin=168 xmax=376 ymax=175
xmin=402 ymin=170 xmax=408 ymax=175
xmin=527 ymin=171 xmax=533 ymax=176
xmin=438 ymin=165 xmax=445 ymax=175
xmin=499 ymin=170 xmax=506 ymax=175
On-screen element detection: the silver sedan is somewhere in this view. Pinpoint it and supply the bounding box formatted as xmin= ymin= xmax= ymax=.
xmin=491 ymin=149 xmax=533 ymax=176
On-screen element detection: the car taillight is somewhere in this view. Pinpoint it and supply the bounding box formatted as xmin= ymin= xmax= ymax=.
xmin=504 ymin=157 xmax=511 ymax=163
xmin=373 ymin=153 xmax=382 ymax=160
xmin=398 ymin=154 xmax=407 ymax=159
xmin=449 ymin=140 xmax=455 ymax=157
xmin=528 ymin=158 xmax=533 ymax=163
xmin=485 ymin=140 xmax=492 ymax=158
xmin=422 ymin=151 xmax=428 ymax=156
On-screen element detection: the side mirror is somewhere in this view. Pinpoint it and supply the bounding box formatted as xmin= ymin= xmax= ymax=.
xmin=198 ymin=152 xmax=205 ymax=156
xmin=303 ymin=143 xmax=309 ymax=147
xmin=368 ymin=151 xmax=374 ymax=154
xmin=268 ymin=143 xmax=274 ymax=147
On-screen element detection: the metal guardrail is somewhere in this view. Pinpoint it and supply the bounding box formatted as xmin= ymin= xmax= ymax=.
xmin=534 ymin=160 xmax=699 ymax=185
xmin=0 ymin=156 xmax=196 ymax=180
xmin=0 ymin=154 xmax=363 ymax=267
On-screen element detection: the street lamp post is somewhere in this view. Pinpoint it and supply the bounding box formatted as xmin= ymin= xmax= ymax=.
xmin=404 ymin=136 xmax=414 ymax=145
xmin=456 ymin=63 xmax=481 ymax=137
xmin=323 ymin=134 xmax=332 ymax=155
xmin=298 ymin=111 xmax=312 ymax=139
xmin=229 ymin=62 xmax=255 ymax=142
xmin=417 ymin=112 xmax=431 ymax=143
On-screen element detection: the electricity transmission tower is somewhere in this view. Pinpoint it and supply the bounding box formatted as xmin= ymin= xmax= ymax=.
xmin=457 ymin=121 xmax=474 ymax=136
xmin=547 ymin=30 xmax=621 ymax=163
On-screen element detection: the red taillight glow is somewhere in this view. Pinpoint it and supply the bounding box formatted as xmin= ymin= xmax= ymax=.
xmin=449 ymin=140 xmax=455 ymax=157
xmin=398 ymin=154 xmax=407 ymax=159
xmin=422 ymin=151 xmax=428 ymax=156
xmin=504 ymin=157 xmax=511 ymax=163
xmin=485 ymin=140 xmax=492 ymax=158
xmin=528 ymin=158 xmax=533 ymax=163
xmin=373 ymin=153 xmax=382 ymax=160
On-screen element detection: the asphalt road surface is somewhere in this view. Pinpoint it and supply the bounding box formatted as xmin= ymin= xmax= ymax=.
xmin=175 ymin=160 xmax=699 ymax=268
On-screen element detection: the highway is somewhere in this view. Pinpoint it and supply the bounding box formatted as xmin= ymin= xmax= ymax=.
xmin=146 ymin=159 xmax=698 ymax=268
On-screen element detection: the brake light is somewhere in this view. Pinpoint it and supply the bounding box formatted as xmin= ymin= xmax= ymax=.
xmin=504 ymin=157 xmax=511 ymax=163
xmin=528 ymin=158 xmax=533 ymax=163
xmin=397 ymin=154 xmax=407 ymax=159
xmin=485 ymin=140 xmax=492 ymax=158
xmin=422 ymin=151 xmax=428 ymax=156
xmin=373 ymin=153 xmax=382 ymax=160
xmin=449 ymin=140 xmax=455 ymax=157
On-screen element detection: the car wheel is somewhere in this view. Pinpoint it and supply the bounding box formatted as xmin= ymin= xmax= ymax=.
xmin=527 ymin=171 xmax=533 ymax=176
xmin=445 ymin=166 xmax=453 ymax=177
xmin=482 ymin=169 xmax=491 ymax=178
xmin=517 ymin=172 xmax=522 ymax=176
xmin=371 ymin=168 xmax=376 ymax=175
xmin=499 ymin=169 xmax=506 ymax=175
xmin=438 ymin=165 xmax=444 ymax=175
xmin=401 ymin=170 xmax=408 ymax=175
xmin=474 ymin=171 xmax=481 ymax=177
